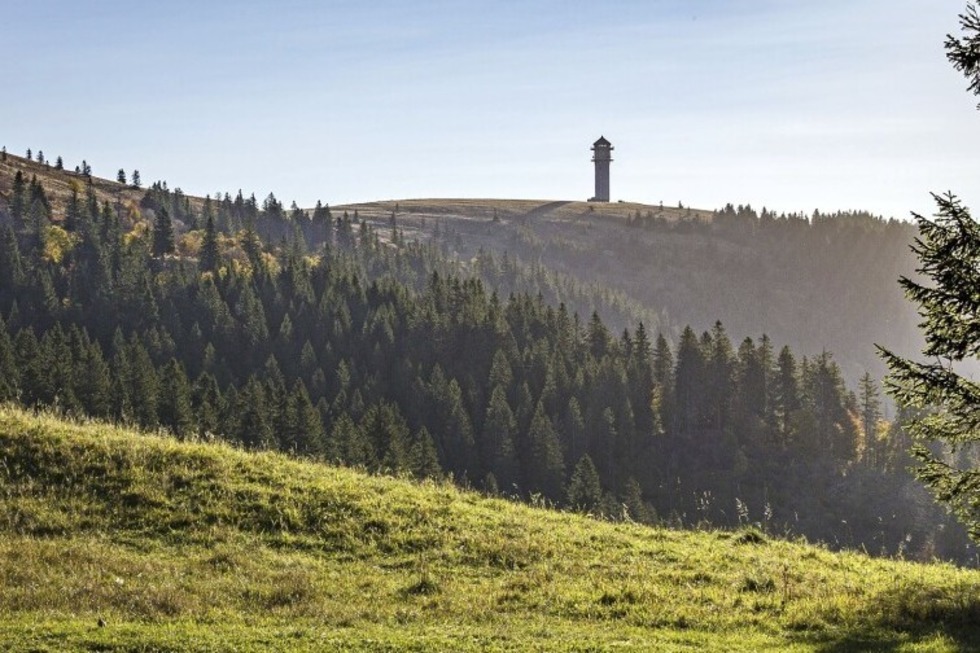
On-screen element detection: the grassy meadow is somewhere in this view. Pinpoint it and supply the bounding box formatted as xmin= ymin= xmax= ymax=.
xmin=1 ymin=405 xmax=979 ymax=651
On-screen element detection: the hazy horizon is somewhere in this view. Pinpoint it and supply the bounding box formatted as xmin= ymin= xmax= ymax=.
xmin=5 ymin=0 xmax=979 ymax=219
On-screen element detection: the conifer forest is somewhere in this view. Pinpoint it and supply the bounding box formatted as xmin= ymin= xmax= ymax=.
xmin=0 ymin=154 xmax=972 ymax=562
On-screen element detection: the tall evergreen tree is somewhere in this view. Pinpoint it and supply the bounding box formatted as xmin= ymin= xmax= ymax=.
xmin=158 ymin=358 xmax=194 ymax=436
xmin=409 ymin=427 xmax=442 ymax=480
xmin=525 ymin=401 xmax=565 ymax=499
xmin=0 ymin=319 xmax=19 ymax=401
xmin=152 ymin=207 xmax=176 ymax=257
xmin=858 ymin=372 xmax=883 ymax=469
xmin=566 ymin=454 xmax=603 ymax=513
xmin=199 ymin=214 xmax=220 ymax=273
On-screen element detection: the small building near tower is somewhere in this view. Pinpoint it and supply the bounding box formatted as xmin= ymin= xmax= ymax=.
xmin=590 ymin=136 xmax=613 ymax=202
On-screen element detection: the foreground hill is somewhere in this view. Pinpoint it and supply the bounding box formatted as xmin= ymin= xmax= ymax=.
xmin=1 ymin=406 xmax=979 ymax=652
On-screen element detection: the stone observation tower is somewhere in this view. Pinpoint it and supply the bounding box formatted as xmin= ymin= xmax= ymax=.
xmin=590 ymin=136 xmax=613 ymax=202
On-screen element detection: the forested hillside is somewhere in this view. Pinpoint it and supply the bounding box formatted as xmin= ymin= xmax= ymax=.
xmin=341 ymin=198 xmax=922 ymax=386
xmin=0 ymin=150 xmax=971 ymax=561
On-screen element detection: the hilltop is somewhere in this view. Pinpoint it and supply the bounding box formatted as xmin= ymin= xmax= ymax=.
xmin=335 ymin=196 xmax=920 ymax=384
xmin=0 ymin=151 xmax=921 ymax=383
xmin=1 ymin=405 xmax=979 ymax=652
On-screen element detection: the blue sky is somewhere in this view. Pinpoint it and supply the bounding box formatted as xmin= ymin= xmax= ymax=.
xmin=4 ymin=0 xmax=978 ymax=218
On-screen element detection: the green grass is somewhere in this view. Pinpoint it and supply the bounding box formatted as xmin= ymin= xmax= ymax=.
xmin=2 ymin=406 xmax=979 ymax=651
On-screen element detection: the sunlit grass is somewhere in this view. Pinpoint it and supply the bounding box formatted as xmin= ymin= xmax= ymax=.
xmin=1 ymin=405 xmax=979 ymax=651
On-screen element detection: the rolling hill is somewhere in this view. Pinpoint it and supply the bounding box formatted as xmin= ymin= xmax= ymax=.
xmin=336 ymin=197 xmax=922 ymax=385
xmin=1 ymin=152 xmax=923 ymax=385
xmin=2 ymin=405 xmax=979 ymax=652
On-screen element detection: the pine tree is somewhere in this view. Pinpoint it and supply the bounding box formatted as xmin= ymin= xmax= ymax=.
xmin=566 ymin=454 xmax=602 ymax=512
xmin=481 ymin=385 xmax=518 ymax=488
xmin=880 ymin=188 xmax=980 ymax=539
xmin=152 ymin=207 xmax=176 ymax=257
xmin=0 ymin=226 xmax=25 ymax=296
xmin=192 ymin=372 xmax=222 ymax=439
xmin=285 ymin=379 xmax=325 ymax=457
xmin=0 ymin=318 xmax=19 ymax=401
xmin=10 ymin=171 xmax=26 ymax=225
xmin=771 ymin=346 xmax=800 ymax=446
xmin=328 ymin=412 xmax=373 ymax=466
xmin=628 ymin=322 xmax=656 ymax=438
xmin=705 ymin=321 xmax=734 ymax=431
xmin=409 ymin=427 xmax=442 ymax=479
xmin=673 ymin=326 xmax=705 ymax=434
xmin=14 ymin=329 xmax=43 ymax=406
xmin=235 ymin=376 xmax=274 ymax=449
xmin=526 ymin=401 xmax=565 ymax=499
xmin=858 ymin=372 xmax=883 ymax=469
xmin=128 ymin=338 xmax=160 ymax=429
xmin=877 ymin=4 xmax=980 ymax=539
xmin=199 ymin=214 xmax=220 ymax=273
xmin=361 ymin=402 xmax=411 ymax=473
xmin=158 ymin=358 xmax=194 ymax=436
xmin=620 ymin=477 xmax=653 ymax=523
xmin=117 ymin=169 xmax=127 ymax=185
xmin=75 ymin=338 xmax=112 ymax=418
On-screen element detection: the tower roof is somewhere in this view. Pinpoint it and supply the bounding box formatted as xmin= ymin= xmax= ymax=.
xmin=593 ymin=135 xmax=611 ymax=146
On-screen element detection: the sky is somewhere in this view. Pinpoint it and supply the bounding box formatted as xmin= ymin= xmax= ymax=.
xmin=4 ymin=0 xmax=979 ymax=219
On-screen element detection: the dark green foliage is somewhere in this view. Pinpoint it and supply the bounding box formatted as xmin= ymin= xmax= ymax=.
xmin=859 ymin=372 xmax=883 ymax=469
xmin=74 ymin=334 xmax=112 ymax=418
xmin=566 ymin=455 xmax=602 ymax=513
xmin=283 ymin=379 xmax=325 ymax=457
xmin=881 ymin=195 xmax=980 ymax=542
xmin=152 ymin=207 xmax=176 ymax=257
xmin=0 ymin=319 xmax=19 ymax=401
xmin=526 ymin=402 xmax=564 ymax=498
xmin=158 ymin=358 xmax=194 ymax=436
xmin=128 ymin=337 xmax=160 ymax=429
xmin=199 ymin=214 xmax=220 ymax=273
xmin=878 ymin=3 xmax=980 ymax=545
xmin=409 ymin=426 xmax=442 ymax=479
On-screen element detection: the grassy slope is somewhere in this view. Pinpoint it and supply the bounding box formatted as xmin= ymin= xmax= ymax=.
xmin=1 ymin=407 xmax=979 ymax=652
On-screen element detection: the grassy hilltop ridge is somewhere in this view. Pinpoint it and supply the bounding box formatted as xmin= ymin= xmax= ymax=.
xmin=2 ymin=406 xmax=980 ymax=652
xmin=0 ymin=152 xmax=921 ymax=384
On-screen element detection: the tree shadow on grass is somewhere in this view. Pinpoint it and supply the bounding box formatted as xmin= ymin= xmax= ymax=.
xmin=790 ymin=581 xmax=980 ymax=652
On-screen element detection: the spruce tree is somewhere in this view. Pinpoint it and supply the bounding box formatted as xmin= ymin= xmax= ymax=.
xmin=526 ymin=401 xmax=565 ymax=499
xmin=0 ymin=318 xmax=19 ymax=401
xmin=880 ymin=192 xmax=980 ymax=540
xmin=858 ymin=372 xmax=882 ymax=469
xmin=158 ymin=358 xmax=194 ymax=436
xmin=566 ymin=454 xmax=602 ymax=512
xmin=76 ymin=339 xmax=112 ymax=418
xmin=192 ymin=372 xmax=222 ymax=439
xmin=199 ymin=214 xmax=220 ymax=273
xmin=409 ymin=426 xmax=442 ymax=479
xmin=481 ymin=385 xmax=518 ymax=488
xmin=128 ymin=338 xmax=160 ymax=429
xmin=152 ymin=207 xmax=176 ymax=257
